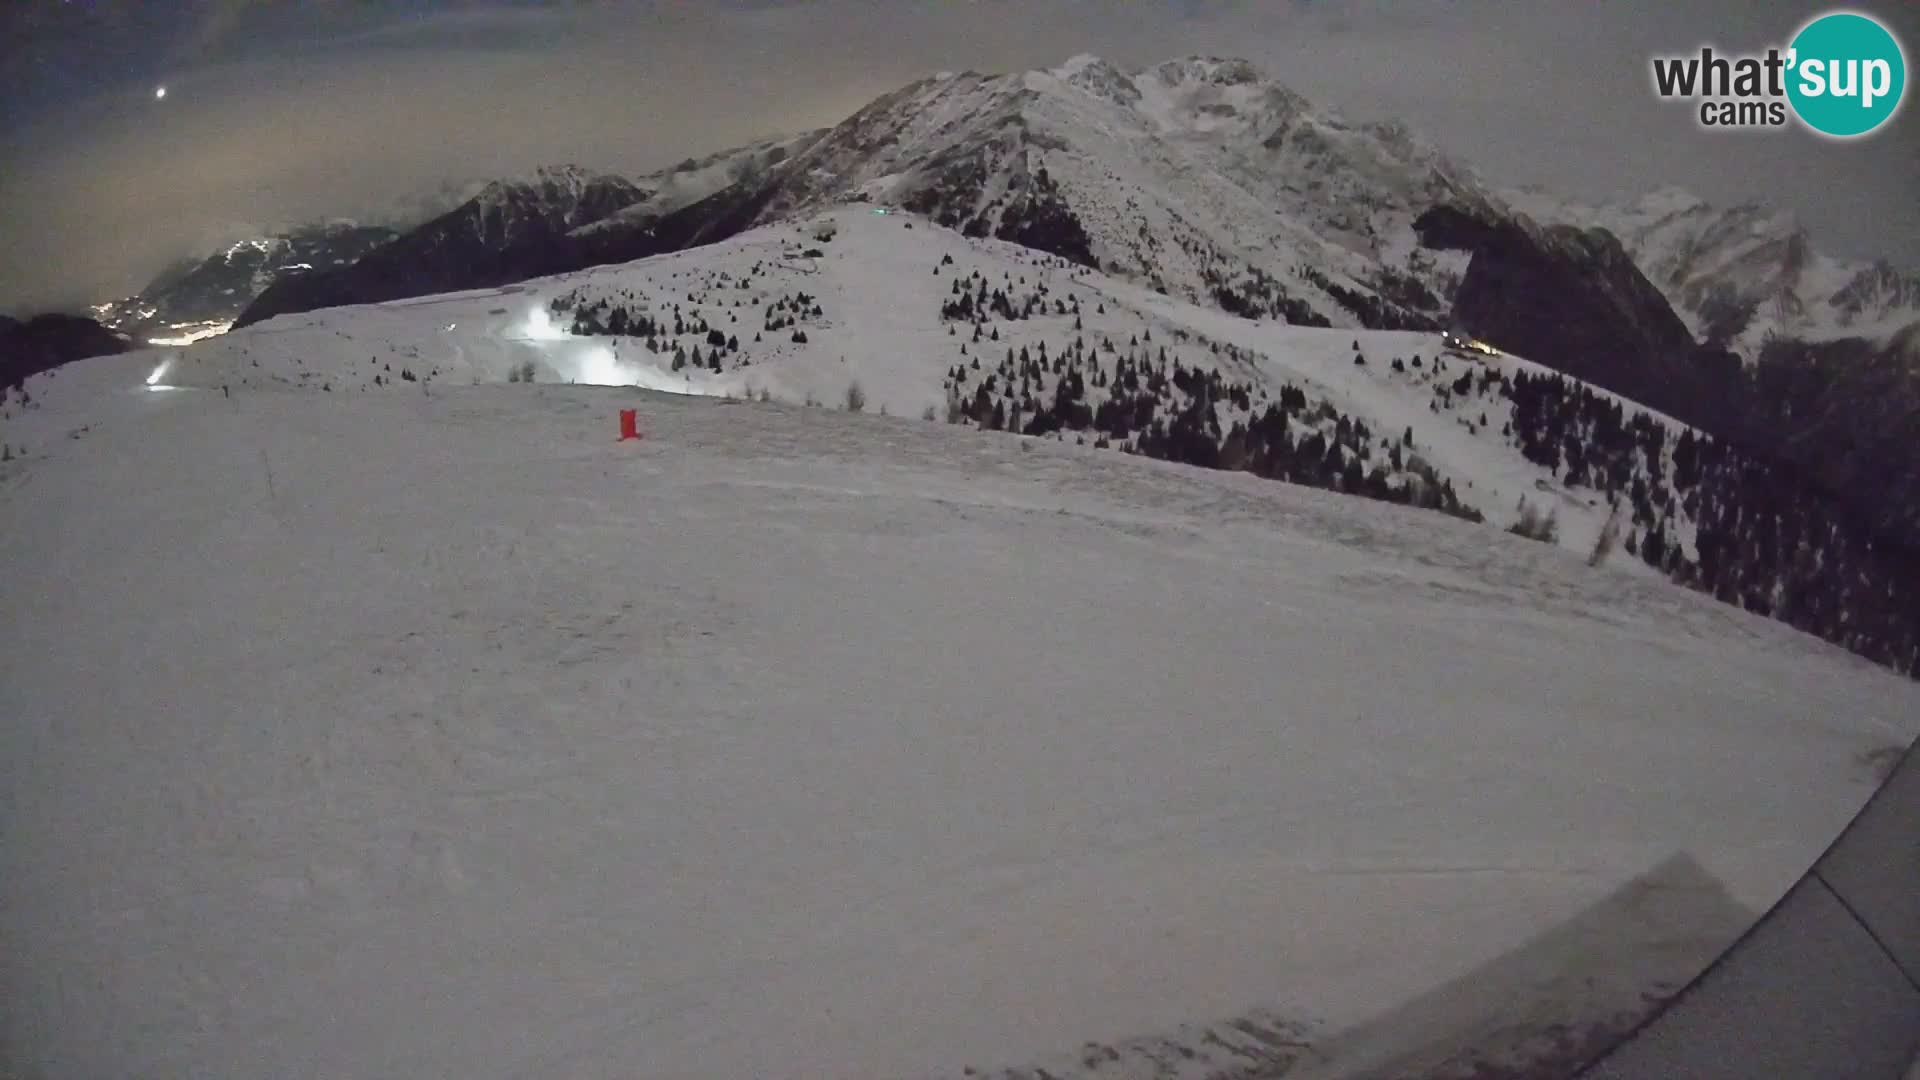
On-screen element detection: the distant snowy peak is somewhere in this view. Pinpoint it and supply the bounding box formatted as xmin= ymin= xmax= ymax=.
xmin=1833 ymin=260 xmax=1920 ymax=320
xmin=477 ymin=164 xmax=632 ymax=201
xmin=468 ymin=166 xmax=650 ymax=246
xmin=1148 ymin=55 xmax=1265 ymax=87
xmin=570 ymin=130 xmax=828 ymax=239
xmin=1047 ymin=53 xmax=1140 ymax=104
xmin=1505 ymin=184 xmax=1920 ymax=354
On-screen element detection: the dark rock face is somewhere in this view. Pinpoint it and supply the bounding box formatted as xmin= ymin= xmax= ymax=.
xmin=235 ymin=223 xmax=571 ymax=328
xmin=1 ymin=314 xmax=131 ymax=388
xmin=235 ymin=170 xmax=648 ymax=328
xmin=226 ymin=135 xmax=829 ymax=329
xmin=1415 ymin=205 xmax=1700 ymax=409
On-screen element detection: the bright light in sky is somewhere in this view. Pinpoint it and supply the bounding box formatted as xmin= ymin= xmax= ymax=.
xmin=154 ymin=86 xmax=166 ymax=100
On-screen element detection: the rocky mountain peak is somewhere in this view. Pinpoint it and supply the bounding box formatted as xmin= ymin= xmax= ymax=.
xmin=1146 ymin=55 xmax=1264 ymax=88
xmin=1046 ymin=53 xmax=1140 ymax=104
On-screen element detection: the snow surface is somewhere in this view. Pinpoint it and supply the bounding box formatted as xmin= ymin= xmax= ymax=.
xmin=5 ymin=210 xmax=1918 ymax=1078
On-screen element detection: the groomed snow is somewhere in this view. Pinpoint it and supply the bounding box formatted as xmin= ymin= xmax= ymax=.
xmin=3 ymin=361 xmax=1916 ymax=1076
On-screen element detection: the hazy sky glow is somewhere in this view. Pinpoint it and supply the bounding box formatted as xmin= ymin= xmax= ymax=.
xmin=2 ymin=0 xmax=1916 ymax=314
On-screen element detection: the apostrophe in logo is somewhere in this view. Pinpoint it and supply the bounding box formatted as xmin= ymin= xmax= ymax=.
xmin=1786 ymin=11 xmax=1906 ymax=137
xmin=1649 ymin=9 xmax=1907 ymax=138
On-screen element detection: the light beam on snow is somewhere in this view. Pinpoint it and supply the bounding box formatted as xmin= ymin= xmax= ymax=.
xmin=520 ymin=306 xmax=568 ymax=342
xmin=145 ymin=360 xmax=171 ymax=386
xmin=513 ymin=301 xmax=728 ymax=396
xmin=574 ymin=344 xmax=626 ymax=387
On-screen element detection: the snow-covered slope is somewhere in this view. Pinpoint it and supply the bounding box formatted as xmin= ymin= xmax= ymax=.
xmin=60 ymin=208 xmax=1697 ymax=571
xmin=124 ymin=209 xmax=1920 ymax=677
xmin=6 ymin=325 xmax=1917 ymax=1077
xmin=55 ymin=209 xmax=1920 ymax=688
xmin=1505 ymin=185 xmax=1920 ymax=356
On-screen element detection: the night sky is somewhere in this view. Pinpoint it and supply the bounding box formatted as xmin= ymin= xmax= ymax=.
xmin=3 ymin=0 xmax=1916 ymax=315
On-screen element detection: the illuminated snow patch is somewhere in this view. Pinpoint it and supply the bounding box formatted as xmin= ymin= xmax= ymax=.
xmin=145 ymin=360 xmax=172 ymax=386
xmin=520 ymin=306 xmax=568 ymax=342
xmin=572 ymin=344 xmax=627 ymax=387
xmin=508 ymin=304 xmax=730 ymax=397
xmin=560 ymin=345 xmax=708 ymax=396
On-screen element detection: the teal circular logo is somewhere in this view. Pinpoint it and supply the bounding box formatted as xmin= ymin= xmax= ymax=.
xmin=1787 ymin=11 xmax=1907 ymax=137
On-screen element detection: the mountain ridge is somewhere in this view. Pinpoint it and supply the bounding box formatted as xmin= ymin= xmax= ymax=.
xmin=92 ymin=222 xmax=401 ymax=343
xmin=233 ymin=55 xmax=1508 ymax=333
xmin=219 ymin=53 xmax=1917 ymax=363
xmin=234 ymin=134 xmax=822 ymax=328
xmin=1504 ymin=184 xmax=1920 ymax=356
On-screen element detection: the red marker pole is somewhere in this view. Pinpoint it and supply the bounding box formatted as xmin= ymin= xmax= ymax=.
xmin=618 ymin=409 xmax=641 ymax=441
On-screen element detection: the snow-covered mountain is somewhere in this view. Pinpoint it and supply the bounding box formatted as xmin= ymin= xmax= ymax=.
xmin=1505 ymin=185 xmax=1920 ymax=356
xmin=462 ymin=164 xmax=650 ymax=247
xmin=233 ymin=56 xmax=1519 ymax=334
xmin=1428 ymin=189 xmax=1920 ymax=547
xmin=673 ymin=55 xmax=1499 ymax=332
xmin=230 ymin=164 xmax=646 ymax=327
xmin=115 ymin=209 xmax=1603 ymax=549
xmin=567 ymin=131 xmax=826 ymax=239
xmin=115 ymin=56 xmax=1920 ymax=373
xmin=6 ymin=205 xmax=1919 ymax=1078
xmin=191 ymin=56 xmax=1920 ymax=557
xmin=90 ymin=222 xmax=401 ymax=344
xmin=28 ymin=206 xmax=1920 ymax=676
xmin=10 ymin=48 xmax=1920 ymax=1080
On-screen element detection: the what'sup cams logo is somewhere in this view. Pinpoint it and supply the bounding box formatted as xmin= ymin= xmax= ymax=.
xmin=1652 ymin=10 xmax=1907 ymax=138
